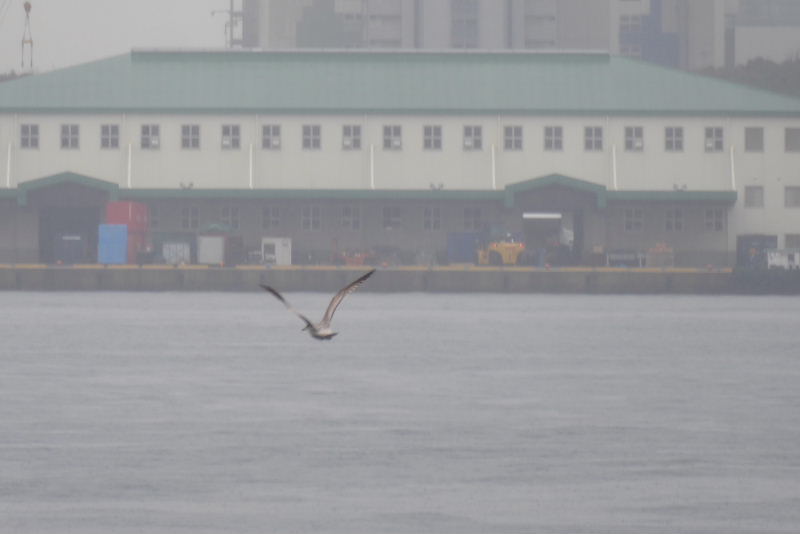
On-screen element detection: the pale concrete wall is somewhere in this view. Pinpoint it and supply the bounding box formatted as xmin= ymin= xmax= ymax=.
xmin=6 ymin=112 xmax=795 ymax=197
xmin=0 ymin=265 xmax=741 ymax=294
xmin=556 ymin=0 xmax=612 ymax=50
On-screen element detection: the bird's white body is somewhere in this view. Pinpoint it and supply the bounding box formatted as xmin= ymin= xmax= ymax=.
xmin=261 ymin=269 xmax=375 ymax=340
xmin=305 ymin=325 xmax=337 ymax=340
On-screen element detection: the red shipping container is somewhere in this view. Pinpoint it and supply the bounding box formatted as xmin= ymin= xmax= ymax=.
xmin=106 ymin=201 xmax=149 ymax=232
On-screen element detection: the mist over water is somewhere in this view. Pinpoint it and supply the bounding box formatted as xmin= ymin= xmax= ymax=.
xmin=1 ymin=292 xmax=799 ymax=533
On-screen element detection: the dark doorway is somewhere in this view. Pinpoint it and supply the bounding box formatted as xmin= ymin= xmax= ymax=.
xmin=39 ymin=207 xmax=101 ymax=264
xmin=523 ymin=214 xmax=561 ymax=250
xmin=522 ymin=213 xmax=572 ymax=266
xmin=736 ymin=234 xmax=777 ymax=268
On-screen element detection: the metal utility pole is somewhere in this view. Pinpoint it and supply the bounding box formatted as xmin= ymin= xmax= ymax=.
xmin=21 ymin=1 xmax=33 ymax=70
xmin=212 ymin=0 xmax=245 ymax=48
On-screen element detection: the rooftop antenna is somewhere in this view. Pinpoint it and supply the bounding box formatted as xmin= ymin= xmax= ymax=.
xmin=211 ymin=0 xmax=243 ymax=48
xmin=21 ymin=1 xmax=33 ymax=70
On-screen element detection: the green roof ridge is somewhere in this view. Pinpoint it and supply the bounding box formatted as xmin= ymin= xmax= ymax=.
xmin=1 ymin=49 xmax=799 ymax=115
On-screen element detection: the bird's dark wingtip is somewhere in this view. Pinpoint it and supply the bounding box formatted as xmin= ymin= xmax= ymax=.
xmin=260 ymin=284 xmax=286 ymax=302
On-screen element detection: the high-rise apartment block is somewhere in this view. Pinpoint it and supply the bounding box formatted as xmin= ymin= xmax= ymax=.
xmin=237 ymin=0 xmax=800 ymax=70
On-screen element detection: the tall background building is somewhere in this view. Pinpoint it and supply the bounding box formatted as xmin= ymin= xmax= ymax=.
xmin=231 ymin=0 xmax=800 ymax=71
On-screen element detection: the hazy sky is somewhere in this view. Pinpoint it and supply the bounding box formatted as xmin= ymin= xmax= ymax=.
xmin=0 ymin=0 xmax=229 ymax=74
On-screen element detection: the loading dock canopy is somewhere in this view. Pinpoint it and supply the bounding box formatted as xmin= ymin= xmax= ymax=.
xmin=523 ymin=212 xmax=562 ymax=220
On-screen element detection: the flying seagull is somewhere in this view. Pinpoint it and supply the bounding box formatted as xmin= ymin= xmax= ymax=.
xmin=260 ymin=269 xmax=375 ymax=340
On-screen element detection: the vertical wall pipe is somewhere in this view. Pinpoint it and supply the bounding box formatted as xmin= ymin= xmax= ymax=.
xmin=491 ymin=143 xmax=497 ymax=190
xmin=370 ymin=143 xmax=375 ymax=190
xmin=126 ymin=143 xmax=132 ymax=188
xmin=5 ymin=143 xmax=11 ymax=188
xmin=611 ymin=144 xmax=619 ymax=190
xmin=249 ymin=142 xmax=254 ymax=189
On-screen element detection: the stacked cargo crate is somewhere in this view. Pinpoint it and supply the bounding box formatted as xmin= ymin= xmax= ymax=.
xmin=98 ymin=202 xmax=149 ymax=264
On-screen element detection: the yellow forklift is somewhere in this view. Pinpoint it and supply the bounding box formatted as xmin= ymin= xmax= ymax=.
xmin=476 ymin=231 xmax=528 ymax=265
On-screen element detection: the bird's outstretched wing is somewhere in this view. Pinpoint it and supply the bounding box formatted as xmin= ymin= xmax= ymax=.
xmin=260 ymin=284 xmax=315 ymax=330
xmin=320 ymin=269 xmax=375 ymax=327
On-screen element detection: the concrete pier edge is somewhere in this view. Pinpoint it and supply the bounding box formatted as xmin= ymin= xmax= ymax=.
xmin=1 ymin=264 xmax=783 ymax=294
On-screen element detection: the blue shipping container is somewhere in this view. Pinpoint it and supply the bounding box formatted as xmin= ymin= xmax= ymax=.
xmin=446 ymin=232 xmax=479 ymax=264
xmin=98 ymin=224 xmax=128 ymax=264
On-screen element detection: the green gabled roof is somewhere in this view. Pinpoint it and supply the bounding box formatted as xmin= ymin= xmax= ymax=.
xmin=16 ymin=172 xmax=119 ymax=206
xmin=503 ymin=173 xmax=737 ymax=208
xmin=505 ymin=174 xmax=608 ymax=208
xmin=2 ymin=49 xmax=800 ymax=115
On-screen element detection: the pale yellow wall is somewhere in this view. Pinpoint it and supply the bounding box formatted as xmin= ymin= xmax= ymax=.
xmin=2 ymin=110 xmax=800 ymax=256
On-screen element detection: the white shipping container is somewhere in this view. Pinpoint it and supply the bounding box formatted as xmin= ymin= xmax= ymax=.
xmin=197 ymin=235 xmax=225 ymax=265
xmin=261 ymin=237 xmax=292 ymax=265
xmin=767 ymin=249 xmax=800 ymax=270
xmin=162 ymin=242 xmax=191 ymax=265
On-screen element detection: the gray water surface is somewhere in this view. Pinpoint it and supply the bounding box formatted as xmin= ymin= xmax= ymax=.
xmin=1 ymin=292 xmax=799 ymax=533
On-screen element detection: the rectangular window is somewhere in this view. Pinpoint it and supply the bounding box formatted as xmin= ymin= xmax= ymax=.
xmin=382 ymin=206 xmax=402 ymax=229
xmin=342 ymin=125 xmax=361 ymax=150
xmin=584 ymin=126 xmax=603 ymax=151
xmin=463 ymin=206 xmax=482 ymax=230
xmin=665 ymin=208 xmax=683 ymax=232
xmin=341 ymin=205 xmax=361 ymax=230
xmin=544 ymin=126 xmax=563 ymax=151
xmin=262 ymin=124 xmax=281 ymax=149
xmin=20 ymin=124 xmax=39 ymax=149
xmin=262 ymin=206 xmax=280 ymax=230
xmin=665 ymin=127 xmax=683 ymax=152
xmin=463 ymin=125 xmax=482 ymax=150
xmin=181 ymin=206 xmax=199 ymax=230
xmin=786 ymin=128 xmax=800 ymax=152
xmin=619 ymin=14 xmax=642 ymax=33
xmin=302 ymin=125 xmax=321 ymax=150
xmin=301 ymin=205 xmax=321 ymax=230
xmin=181 ymin=124 xmax=200 ymax=149
xmin=383 ymin=125 xmax=402 ymax=150
xmin=705 ymin=208 xmax=725 ymax=231
xmin=141 ymin=124 xmax=160 ymax=150
xmin=423 ymin=125 xmax=442 ymax=150
xmin=221 ymin=124 xmax=240 ymax=149
xmin=60 ymin=124 xmax=79 ymax=149
xmin=451 ymin=0 xmax=479 ymax=48
xmin=504 ymin=125 xmax=523 ymax=150
xmin=786 ymin=186 xmax=800 ymax=207
xmin=786 ymin=234 xmax=800 ymax=249
xmin=744 ymin=185 xmax=764 ymax=208
xmin=745 ymin=127 xmax=764 ymax=152
xmin=221 ymin=206 xmax=240 ymax=230
xmin=101 ymin=124 xmax=119 ymax=149
xmin=620 ymin=43 xmax=642 ymax=58
xmin=624 ymin=207 xmax=643 ymax=232
xmin=423 ymin=206 xmax=441 ymax=230
xmin=625 ymin=126 xmax=643 ymax=151
xmin=705 ymin=127 xmax=724 ymax=152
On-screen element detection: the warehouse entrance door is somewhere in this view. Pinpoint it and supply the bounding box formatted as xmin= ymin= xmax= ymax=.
xmin=39 ymin=207 xmax=102 ymax=264
xmin=18 ymin=173 xmax=119 ymax=264
xmin=508 ymin=175 xmax=602 ymax=265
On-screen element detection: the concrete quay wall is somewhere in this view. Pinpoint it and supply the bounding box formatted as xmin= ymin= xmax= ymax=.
xmin=0 ymin=265 xmax=744 ymax=294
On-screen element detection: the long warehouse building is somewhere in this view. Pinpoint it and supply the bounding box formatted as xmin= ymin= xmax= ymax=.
xmin=1 ymin=49 xmax=799 ymax=266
